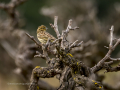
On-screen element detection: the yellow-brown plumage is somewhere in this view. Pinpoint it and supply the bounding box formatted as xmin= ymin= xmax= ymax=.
xmin=37 ymin=25 xmax=56 ymax=44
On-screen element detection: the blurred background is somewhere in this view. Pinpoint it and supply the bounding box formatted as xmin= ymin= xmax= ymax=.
xmin=1 ymin=0 xmax=120 ymax=90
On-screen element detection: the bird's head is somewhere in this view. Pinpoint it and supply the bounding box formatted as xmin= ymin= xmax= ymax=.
xmin=37 ymin=25 xmax=47 ymax=33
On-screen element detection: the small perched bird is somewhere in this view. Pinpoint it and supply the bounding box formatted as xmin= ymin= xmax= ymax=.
xmin=37 ymin=25 xmax=56 ymax=44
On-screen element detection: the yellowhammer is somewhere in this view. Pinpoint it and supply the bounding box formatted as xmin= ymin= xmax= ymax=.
xmin=37 ymin=25 xmax=56 ymax=44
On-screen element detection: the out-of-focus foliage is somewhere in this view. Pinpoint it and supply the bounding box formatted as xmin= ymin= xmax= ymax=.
xmin=0 ymin=0 xmax=52 ymax=32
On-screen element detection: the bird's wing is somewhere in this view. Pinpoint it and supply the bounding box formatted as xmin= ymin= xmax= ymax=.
xmin=37 ymin=33 xmax=48 ymax=44
xmin=45 ymin=32 xmax=56 ymax=40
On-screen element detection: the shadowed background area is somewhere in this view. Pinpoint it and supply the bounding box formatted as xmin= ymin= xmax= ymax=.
xmin=0 ymin=0 xmax=120 ymax=90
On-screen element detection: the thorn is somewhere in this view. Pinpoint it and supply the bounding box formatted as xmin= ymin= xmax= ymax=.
xmin=104 ymin=46 xmax=109 ymax=49
xmin=109 ymin=25 xmax=114 ymax=31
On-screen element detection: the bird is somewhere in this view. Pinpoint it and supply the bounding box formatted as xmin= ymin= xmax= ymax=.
xmin=37 ymin=25 xmax=56 ymax=44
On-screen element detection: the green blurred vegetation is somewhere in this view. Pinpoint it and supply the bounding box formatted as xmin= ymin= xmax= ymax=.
xmin=1 ymin=0 xmax=120 ymax=33
xmin=97 ymin=0 xmax=120 ymax=19
xmin=17 ymin=0 xmax=52 ymax=31
xmin=0 ymin=0 xmax=52 ymax=32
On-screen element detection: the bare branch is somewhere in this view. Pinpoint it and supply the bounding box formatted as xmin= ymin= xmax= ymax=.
xmin=50 ymin=16 xmax=60 ymax=38
xmin=25 ymin=32 xmax=42 ymax=47
xmin=104 ymin=61 xmax=113 ymax=65
xmin=91 ymin=26 xmax=120 ymax=73
xmin=34 ymin=51 xmax=46 ymax=58
xmin=69 ymin=26 xmax=79 ymax=30
xmin=77 ymin=41 xmax=84 ymax=46
xmin=0 ymin=0 xmax=27 ymax=28
xmin=0 ymin=40 xmax=16 ymax=59
xmin=104 ymin=46 xmax=109 ymax=49
xmin=70 ymin=40 xmax=78 ymax=47
xmin=109 ymin=25 xmax=114 ymax=48
xmin=70 ymin=41 xmax=83 ymax=49
xmin=109 ymin=57 xmax=120 ymax=61
xmin=66 ymin=19 xmax=72 ymax=33
xmin=106 ymin=65 xmax=120 ymax=72
xmin=50 ymin=38 xmax=61 ymax=45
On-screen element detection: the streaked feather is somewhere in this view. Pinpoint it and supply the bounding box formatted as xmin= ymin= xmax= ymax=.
xmin=37 ymin=25 xmax=56 ymax=44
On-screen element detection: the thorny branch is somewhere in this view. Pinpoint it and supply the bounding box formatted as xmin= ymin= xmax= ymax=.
xmin=28 ymin=16 xmax=120 ymax=90
xmin=91 ymin=25 xmax=120 ymax=73
xmin=25 ymin=33 xmax=42 ymax=48
xmin=50 ymin=16 xmax=60 ymax=38
xmin=109 ymin=25 xmax=114 ymax=48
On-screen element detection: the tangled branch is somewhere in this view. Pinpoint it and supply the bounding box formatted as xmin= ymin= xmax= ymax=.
xmin=27 ymin=16 xmax=120 ymax=90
